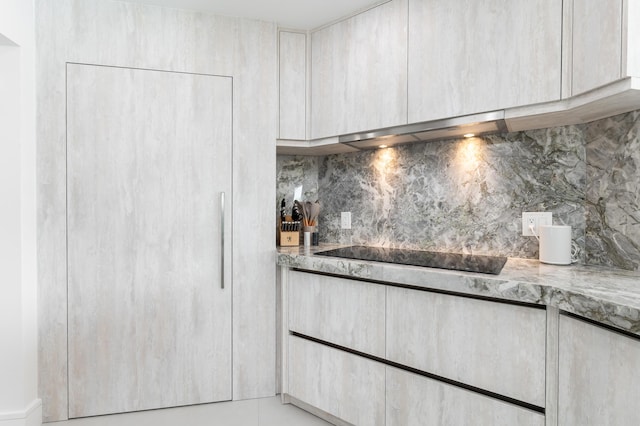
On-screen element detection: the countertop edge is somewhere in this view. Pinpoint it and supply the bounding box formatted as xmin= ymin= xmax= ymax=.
xmin=276 ymin=247 xmax=640 ymax=337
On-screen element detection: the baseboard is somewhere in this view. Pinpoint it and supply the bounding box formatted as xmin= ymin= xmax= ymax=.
xmin=285 ymin=395 xmax=351 ymax=426
xmin=0 ymin=399 xmax=42 ymax=426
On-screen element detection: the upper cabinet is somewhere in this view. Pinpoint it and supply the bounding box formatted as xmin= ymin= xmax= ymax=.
xmin=567 ymin=0 xmax=640 ymax=97
xmin=309 ymin=0 xmax=408 ymax=139
xmin=279 ymin=31 xmax=307 ymax=140
xmin=408 ymin=0 xmax=562 ymax=123
xmin=277 ymin=0 xmax=640 ymax=154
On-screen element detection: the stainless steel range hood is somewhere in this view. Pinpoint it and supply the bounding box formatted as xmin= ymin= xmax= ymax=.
xmin=339 ymin=110 xmax=508 ymax=150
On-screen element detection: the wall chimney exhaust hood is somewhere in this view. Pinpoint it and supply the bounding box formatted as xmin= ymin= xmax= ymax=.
xmin=339 ymin=110 xmax=508 ymax=150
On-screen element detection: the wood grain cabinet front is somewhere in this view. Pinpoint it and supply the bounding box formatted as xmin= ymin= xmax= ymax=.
xmin=66 ymin=64 xmax=233 ymax=418
xmin=288 ymin=335 xmax=386 ymax=426
xmin=408 ymin=0 xmax=562 ymax=122
xmin=386 ymin=367 xmax=545 ymax=426
xmin=386 ymin=286 xmax=547 ymax=408
xmin=283 ymin=269 xmax=552 ymax=425
xmin=567 ymin=0 xmax=640 ymax=97
xmin=309 ymin=0 xmax=408 ymax=139
xmin=288 ymin=271 xmax=386 ymax=357
xmin=558 ymin=314 xmax=640 ymax=425
xmin=278 ymin=30 xmax=307 ymax=140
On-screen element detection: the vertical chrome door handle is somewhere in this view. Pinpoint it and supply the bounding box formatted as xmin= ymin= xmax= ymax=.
xmin=220 ymin=191 xmax=225 ymax=289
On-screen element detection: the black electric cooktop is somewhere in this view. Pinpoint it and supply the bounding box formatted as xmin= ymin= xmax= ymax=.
xmin=315 ymin=246 xmax=507 ymax=275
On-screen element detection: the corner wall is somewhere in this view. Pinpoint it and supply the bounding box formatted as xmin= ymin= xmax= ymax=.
xmin=0 ymin=0 xmax=41 ymax=425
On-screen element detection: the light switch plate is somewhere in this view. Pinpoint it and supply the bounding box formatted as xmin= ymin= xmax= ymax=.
xmin=341 ymin=212 xmax=352 ymax=230
xmin=522 ymin=212 xmax=552 ymax=236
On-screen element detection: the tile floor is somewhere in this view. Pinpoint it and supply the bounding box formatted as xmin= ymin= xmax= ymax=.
xmin=49 ymin=397 xmax=331 ymax=426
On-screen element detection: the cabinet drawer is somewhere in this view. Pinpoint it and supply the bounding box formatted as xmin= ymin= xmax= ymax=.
xmin=387 ymin=367 xmax=545 ymax=426
xmin=288 ymin=271 xmax=385 ymax=357
xmin=288 ymin=336 xmax=385 ymax=426
xmin=559 ymin=315 xmax=640 ymax=425
xmin=386 ymin=287 xmax=546 ymax=407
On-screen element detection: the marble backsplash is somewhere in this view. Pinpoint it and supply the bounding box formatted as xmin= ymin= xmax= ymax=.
xmin=276 ymin=110 xmax=640 ymax=270
xmin=585 ymin=111 xmax=640 ymax=270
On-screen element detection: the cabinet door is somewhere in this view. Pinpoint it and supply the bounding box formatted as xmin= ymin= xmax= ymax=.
xmin=386 ymin=287 xmax=546 ymax=407
xmin=570 ymin=0 xmax=622 ymax=96
xmin=288 ymin=336 xmax=385 ymax=426
xmin=279 ymin=31 xmax=307 ymax=140
xmin=310 ymin=0 xmax=408 ymax=139
xmin=288 ymin=271 xmax=385 ymax=357
xmin=387 ymin=367 xmax=545 ymax=426
xmin=559 ymin=315 xmax=640 ymax=425
xmin=67 ymin=64 xmax=232 ymax=417
xmin=408 ymin=0 xmax=561 ymax=122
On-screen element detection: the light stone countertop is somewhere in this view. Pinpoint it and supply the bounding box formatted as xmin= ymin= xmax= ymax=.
xmin=277 ymin=244 xmax=640 ymax=336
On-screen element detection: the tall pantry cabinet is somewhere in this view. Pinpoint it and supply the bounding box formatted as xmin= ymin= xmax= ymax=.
xmin=66 ymin=64 xmax=233 ymax=417
xmin=36 ymin=0 xmax=277 ymax=421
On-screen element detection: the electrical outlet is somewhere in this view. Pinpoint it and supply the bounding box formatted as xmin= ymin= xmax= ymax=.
xmin=522 ymin=212 xmax=552 ymax=236
xmin=341 ymin=212 xmax=352 ymax=230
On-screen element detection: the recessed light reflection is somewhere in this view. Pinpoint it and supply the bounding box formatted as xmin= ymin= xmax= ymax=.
xmin=378 ymin=144 xmax=388 ymax=149
xmin=463 ymin=133 xmax=475 ymax=138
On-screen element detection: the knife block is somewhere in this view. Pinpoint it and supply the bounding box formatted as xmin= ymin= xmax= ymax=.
xmin=277 ymin=216 xmax=300 ymax=247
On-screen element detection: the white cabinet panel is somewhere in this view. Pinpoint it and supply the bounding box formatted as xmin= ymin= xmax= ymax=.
xmin=310 ymin=0 xmax=408 ymax=139
xmin=625 ymin=0 xmax=640 ymax=78
xmin=408 ymin=0 xmax=561 ymax=122
xmin=37 ymin=2 xmax=277 ymax=420
xmin=288 ymin=336 xmax=385 ymax=426
xmin=67 ymin=64 xmax=232 ymax=417
xmin=386 ymin=367 xmax=545 ymax=426
xmin=570 ymin=0 xmax=623 ymax=95
xmin=559 ymin=315 xmax=640 ymax=425
xmin=386 ymin=287 xmax=546 ymax=407
xmin=288 ymin=271 xmax=385 ymax=357
xmin=279 ymin=31 xmax=306 ymax=140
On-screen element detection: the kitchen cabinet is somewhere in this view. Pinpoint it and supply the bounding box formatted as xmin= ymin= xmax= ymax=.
xmin=288 ymin=335 xmax=386 ymax=426
xmin=281 ymin=268 xmax=550 ymax=424
xmin=386 ymin=367 xmax=545 ymax=426
xmin=288 ymin=271 xmax=386 ymax=357
xmin=38 ymin=1 xmax=277 ymax=420
xmin=568 ymin=0 xmax=622 ymax=96
xmin=386 ymin=286 xmax=547 ymax=407
xmin=567 ymin=0 xmax=640 ymax=97
xmin=407 ymin=0 xmax=562 ymax=123
xmin=558 ymin=314 xmax=640 ymax=425
xmin=309 ymin=0 xmax=408 ymax=139
xmin=66 ymin=64 xmax=232 ymax=417
xmin=279 ymin=30 xmax=307 ymax=140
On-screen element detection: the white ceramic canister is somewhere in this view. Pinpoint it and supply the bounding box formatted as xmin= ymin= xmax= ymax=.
xmin=539 ymin=225 xmax=572 ymax=265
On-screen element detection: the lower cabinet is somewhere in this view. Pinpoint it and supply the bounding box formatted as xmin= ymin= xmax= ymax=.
xmin=284 ymin=269 xmax=640 ymax=425
xmin=386 ymin=287 xmax=547 ymax=407
xmin=288 ymin=335 xmax=386 ymax=426
xmin=386 ymin=367 xmax=545 ymax=426
xmin=288 ymin=271 xmax=386 ymax=357
xmin=559 ymin=314 xmax=640 ymax=425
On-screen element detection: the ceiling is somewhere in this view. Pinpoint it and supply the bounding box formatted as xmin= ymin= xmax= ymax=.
xmin=118 ymin=0 xmax=385 ymax=30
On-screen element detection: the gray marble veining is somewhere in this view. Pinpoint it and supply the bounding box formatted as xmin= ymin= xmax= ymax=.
xmin=585 ymin=111 xmax=640 ymax=270
xmin=276 ymin=155 xmax=319 ymax=214
xmin=278 ymin=246 xmax=640 ymax=336
xmin=283 ymin=126 xmax=586 ymax=257
xmin=277 ymin=110 xmax=640 ymax=271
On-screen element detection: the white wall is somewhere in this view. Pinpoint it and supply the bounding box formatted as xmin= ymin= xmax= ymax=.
xmin=0 ymin=0 xmax=40 ymax=425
